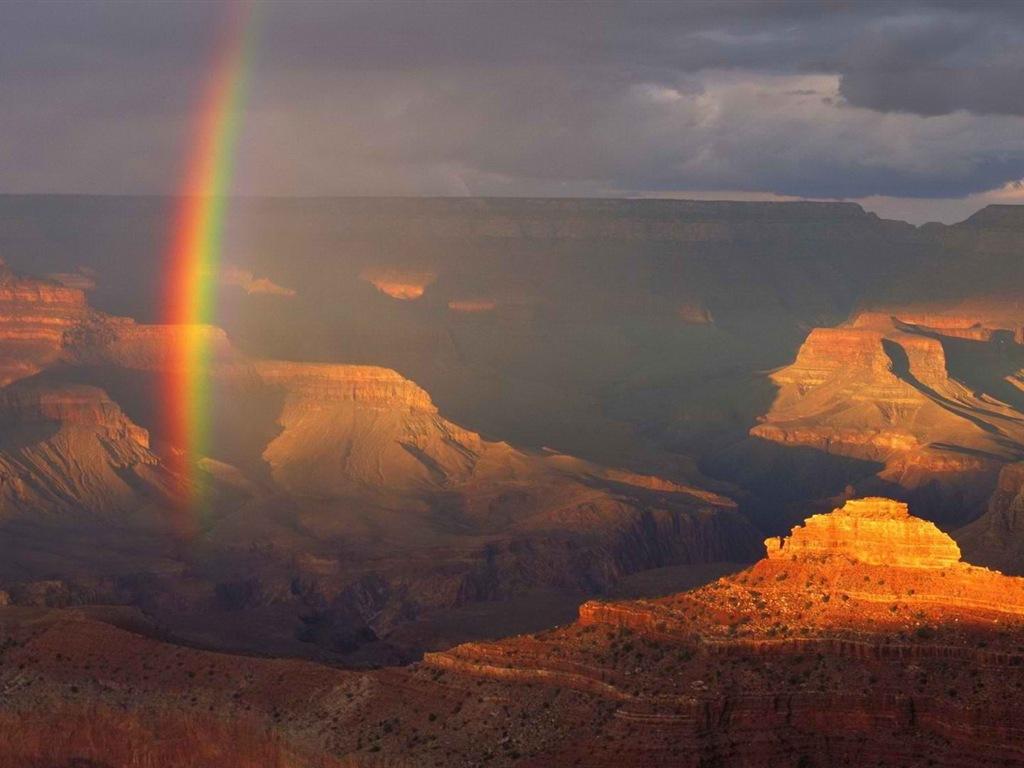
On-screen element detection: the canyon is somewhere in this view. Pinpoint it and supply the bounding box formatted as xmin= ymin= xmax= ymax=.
xmin=0 ymin=198 xmax=1023 ymax=660
xmin=0 ymin=256 xmax=759 ymax=664
xmin=6 ymin=198 xmax=1023 ymax=538
xmin=3 ymin=497 xmax=1024 ymax=766
xmin=0 ymin=197 xmax=1022 ymax=764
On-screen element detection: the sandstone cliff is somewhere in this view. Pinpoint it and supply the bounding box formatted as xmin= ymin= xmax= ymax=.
xmin=253 ymin=361 xmax=484 ymax=496
xmin=764 ymin=497 xmax=961 ymax=568
xmin=0 ymin=380 xmax=168 ymax=524
xmin=404 ymin=497 xmax=1024 ymax=765
xmin=958 ymin=462 xmax=1024 ymax=573
xmin=746 ymin=307 xmax=1024 ymax=528
xmin=0 ymin=259 xmax=90 ymax=386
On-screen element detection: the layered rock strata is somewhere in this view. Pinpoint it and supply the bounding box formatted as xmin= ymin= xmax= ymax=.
xmin=5 ymin=498 xmax=1024 ymax=766
xmin=764 ymin=497 xmax=961 ymax=568
xmin=0 ymin=259 xmax=90 ymax=385
xmin=749 ymin=307 xmax=1024 ymax=525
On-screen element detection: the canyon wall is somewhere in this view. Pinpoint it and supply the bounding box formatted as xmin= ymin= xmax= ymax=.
xmin=745 ymin=306 xmax=1024 ymax=529
xmin=0 ymin=259 xmax=90 ymax=385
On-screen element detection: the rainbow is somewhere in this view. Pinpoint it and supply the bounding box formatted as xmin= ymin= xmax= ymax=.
xmin=163 ymin=0 xmax=259 ymax=516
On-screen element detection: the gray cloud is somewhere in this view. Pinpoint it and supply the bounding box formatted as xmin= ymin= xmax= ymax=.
xmin=1 ymin=0 xmax=1023 ymax=204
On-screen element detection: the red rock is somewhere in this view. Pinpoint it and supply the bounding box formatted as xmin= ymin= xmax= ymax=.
xmin=6 ymin=498 xmax=1024 ymax=766
xmin=751 ymin=310 xmax=1024 ymax=524
xmin=764 ymin=497 xmax=961 ymax=569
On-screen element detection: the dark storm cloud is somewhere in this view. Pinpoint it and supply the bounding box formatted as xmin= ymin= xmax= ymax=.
xmin=1 ymin=0 xmax=1023 ymax=202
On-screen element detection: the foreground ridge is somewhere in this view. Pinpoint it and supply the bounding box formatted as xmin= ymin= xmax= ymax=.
xmin=413 ymin=497 xmax=1024 ymax=765
xmin=4 ymin=498 xmax=1024 ymax=766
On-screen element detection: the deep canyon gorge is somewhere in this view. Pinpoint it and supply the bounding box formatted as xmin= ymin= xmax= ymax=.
xmin=0 ymin=197 xmax=1023 ymax=765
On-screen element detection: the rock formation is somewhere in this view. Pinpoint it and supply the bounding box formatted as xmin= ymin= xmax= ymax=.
xmin=0 ymin=260 xmax=759 ymax=663
xmin=764 ymin=497 xmax=962 ymax=568
xmin=958 ymin=462 xmax=1024 ymax=573
xmin=5 ymin=498 xmax=1024 ymax=767
xmin=748 ymin=307 xmax=1024 ymax=527
xmin=4 ymin=195 xmax=1024 ymax=653
xmin=0 ymin=259 xmax=90 ymax=386
xmin=10 ymin=196 xmax=1015 ymax=533
xmin=402 ymin=497 xmax=1024 ymax=765
xmin=0 ymin=380 xmax=168 ymax=523
xmin=358 ymin=266 xmax=436 ymax=300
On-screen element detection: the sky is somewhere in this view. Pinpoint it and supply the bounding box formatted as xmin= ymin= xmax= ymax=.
xmin=3 ymin=0 xmax=1024 ymax=224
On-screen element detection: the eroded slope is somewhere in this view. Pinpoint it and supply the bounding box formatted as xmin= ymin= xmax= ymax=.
xmin=4 ymin=498 xmax=1024 ymax=767
xmin=743 ymin=306 xmax=1024 ymax=529
xmin=0 ymin=260 xmax=758 ymax=662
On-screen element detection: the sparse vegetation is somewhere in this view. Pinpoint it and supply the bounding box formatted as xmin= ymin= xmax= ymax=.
xmin=0 ymin=706 xmax=345 ymax=768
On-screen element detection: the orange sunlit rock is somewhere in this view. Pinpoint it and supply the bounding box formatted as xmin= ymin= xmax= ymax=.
xmin=387 ymin=498 xmax=1024 ymax=764
xmin=219 ymin=265 xmax=296 ymax=297
xmin=0 ymin=259 xmax=90 ymax=386
xmin=764 ymin=497 xmax=961 ymax=568
xmin=359 ymin=266 xmax=437 ymax=300
xmin=750 ymin=308 xmax=1024 ymax=524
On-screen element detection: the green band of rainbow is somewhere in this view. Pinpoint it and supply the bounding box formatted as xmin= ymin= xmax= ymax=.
xmin=163 ymin=0 xmax=258 ymax=518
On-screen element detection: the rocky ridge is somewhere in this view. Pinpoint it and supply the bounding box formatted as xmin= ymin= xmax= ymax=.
xmin=409 ymin=497 xmax=1024 ymax=765
xmin=0 ymin=259 xmax=759 ymax=662
xmin=3 ymin=498 xmax=1024 ymax=766
xmin=748 ymin=306 xmax=1024 ymax=527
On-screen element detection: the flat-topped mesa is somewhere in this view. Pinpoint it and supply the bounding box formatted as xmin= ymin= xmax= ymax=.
xmin=253 ymin=361 xmax=437 ymax=411
xmin=769 ymin=324 xmax=950 ymax=390
xmin=0 ymin=265 xmax=88 ymax=342
xmin=69 ymin=321 xmax=237 ymax=372
xmin=765 ymin=497 xmax=962 ymax=569
xmin=0 ymin=260 xmax=87 ymax=312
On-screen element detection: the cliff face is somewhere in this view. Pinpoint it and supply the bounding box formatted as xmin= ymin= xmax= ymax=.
xmin=764 ymin=497 xmax=961 ymax=568
xmin=746 ymin=308 xmax=1024 ymax=527
xmin=0 ymin=261 xmax=87 ymax=339
xmin=0 ymin=381 xmax=167 ymax=529
xmin=0 ymin=260 xmax=90 ymax=386
xmin=8 ymin=196 xmax=928 ymax=481
xmin=390 ymin=497 xmax=1024 ymax=766
xmin=958 ymin=462 xmax=1024 ymax=573
xmin=0 ymin=197 xmax=1020 ymax=500
xmin=0 ymin=266 xmax=178 ymax=525
xmin=0 ymin=381 xmax=148 ymax=446
xmin=358 ymin=266 xmax=436 ymax=300
xmin=248 ymin=359 xmax=493 ymax=498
